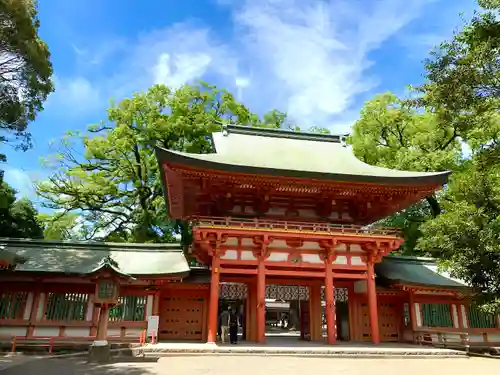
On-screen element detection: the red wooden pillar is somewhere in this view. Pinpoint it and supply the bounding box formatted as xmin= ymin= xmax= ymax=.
xmin=324 ymin=252 xmax=336 ymax=344
xmin=256 ymin=260 xmax=266 ymax=343
xmin=207 ymin=253 xmax=221 ymax=343
xmin=408 ymin=290 xmax=417 ymax=330
xmin=309 ymin=284 xmax=322 ymax=341
xmin=367 ymin=261 xmax=380 ymax=344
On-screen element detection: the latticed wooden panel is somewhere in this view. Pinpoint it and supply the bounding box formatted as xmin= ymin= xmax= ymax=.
xmin=0 ymin=292 xmax=28 ymax=320
xmin=45 ymin=292 xmax=89 ymax=321
xmin=109 ymin=295 xmax=147 ymax=322
xmin=421 ymin=303 xmax=453 ymax=328
xmin=266 ymin=285 xmax=309 ymax=301
xmin=220 ymin=283 xmax=247 ymax=299
xmin=159 ymin=290 xmax=207 ymax=341
xmin=320 ymin=287 xmax=348 ymax=302
xmin=467 ymin=305 xmax=497 ymax=328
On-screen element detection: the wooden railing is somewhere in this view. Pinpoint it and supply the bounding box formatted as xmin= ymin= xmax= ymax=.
xmin=414 ymin=329 xmax=470 ymax=354
xmin=192 ymin=216 xmax=401 ymax=237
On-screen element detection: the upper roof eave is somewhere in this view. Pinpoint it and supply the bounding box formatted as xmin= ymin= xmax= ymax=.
xmin=156 ymin=146 xmax=451 ymax=186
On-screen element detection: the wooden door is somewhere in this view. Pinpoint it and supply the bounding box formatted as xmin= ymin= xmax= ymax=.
xmin=378 ymin=301 xmax=400 ymax=342
xmin=159 ymin=289 xmax=208 ymax=341
xmin=358 ymin=300 xmax=401 ymax=342
xmin=299 ymin=300 xmax=310 ymax=340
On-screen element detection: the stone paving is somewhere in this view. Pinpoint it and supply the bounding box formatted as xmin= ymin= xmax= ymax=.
xmin=1 ymin=356 xmax=500 ymax=375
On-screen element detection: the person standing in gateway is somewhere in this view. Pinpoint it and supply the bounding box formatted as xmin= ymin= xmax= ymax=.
xmin=229 ymin=308 xmax=239 ymax=344
xmin=219 ymin=308 xmax=230 ymax=344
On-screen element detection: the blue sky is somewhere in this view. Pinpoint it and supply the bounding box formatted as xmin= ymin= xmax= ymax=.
xmin=3 ymin=0 xmax=477 ymax=204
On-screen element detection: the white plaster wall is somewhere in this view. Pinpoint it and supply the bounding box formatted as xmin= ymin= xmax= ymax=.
xmin=333 ymin=256 xmax=347 ymax=265
xmin=335 ymin=243 xmax=347 ymax=251
xmin=301 ymin=241 xmax=320 ymax=250
xmin=36 ymin=293 xmax=45 ymax=320
xmin=349 ymin=244 xmax=363 ymax=253
xmin=468 ymin=334 xmax=485 ymax=343
xmin=452 ymin=305 xmax=459 ymax=328
xmin=487 ymin=333 xmax=500 ymax=342
xmin=302 ymin=254 xmax=322 ymax=263
xmin=415 ymin=303 xmax=422 ymax=327
xmin=460 ymin=305 xmax=468 ymax=328
xmin=267 ymin=252 xmax=288 ymax=262
xmin=125 ymin=328 xmax=143 ymax=337
xmin=146 ymin=295 xmax=154 ymax=318
xmin=33 ymin=327 xmax=59 ymax=337
xmin=351 ymin=256 xmax=365 ymax=265
xmin=64 ymin=328 xmax=90 ymax=337
xmin=0 ymin=326 xmax=27 ymax=337
xmin=107 ymin=328 xmax=121 ymax=337
xmin=240 ymin=251 xmax=256 ymax=260
xmin=221 ymin=250 xmax=238 ymax=260
xmin=86 ymin=294 xmax=94 ymax=321
xmin=23 ymin=292 xmax=34 ymax=320
xmin=241 ymin=238 xmax=254 ymax=246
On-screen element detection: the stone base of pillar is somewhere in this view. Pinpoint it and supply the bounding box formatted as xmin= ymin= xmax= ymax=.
xmin=88 ymin=340 xmax=111 ymax=363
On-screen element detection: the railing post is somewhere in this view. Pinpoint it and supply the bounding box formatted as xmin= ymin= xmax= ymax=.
xmin=11 ymin=336 xmax=17 ymax=353
xmin=49 ymin=337 xmax=54 ymax=355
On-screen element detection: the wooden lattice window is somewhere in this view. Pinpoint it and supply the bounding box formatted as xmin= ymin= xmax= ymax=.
xmin=109 ymin=295 xmax=147 ymax=322
xmin=45 ymin=293 xmax=88 ymax=321
xmin=421 ymin=303 xmax=453 ymax=328
xmin=0 ymin=292 xmax=28 ymax=320
xmin=467 ymin=305 xmax=497 ymax=328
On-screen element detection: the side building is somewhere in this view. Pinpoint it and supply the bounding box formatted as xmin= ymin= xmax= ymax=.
xmin=0 ymin=238 xmax=499 ymax=345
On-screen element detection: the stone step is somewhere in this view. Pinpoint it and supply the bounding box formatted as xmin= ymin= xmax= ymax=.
xmin=139 ymin=345 xmax=468 ymax=358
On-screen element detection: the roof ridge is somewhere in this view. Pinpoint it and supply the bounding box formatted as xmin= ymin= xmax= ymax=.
xmin=0 ymin=238 xmax=183 ymax=252
xmin=224 ymin=124 xmax=347 ymax=143
xmin=385 ymin=255 xmax=437 ymax=263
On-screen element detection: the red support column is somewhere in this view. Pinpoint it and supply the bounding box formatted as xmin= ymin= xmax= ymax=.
xmin=367 ymin=260 xmax=380 ymax=344
xmin=256 ymin=260 xmax=266 ymax=343
xmin=207 ymin=253 xmax=221 ymax=343
xmin=324 ymin=256 xmax=336 ymax=345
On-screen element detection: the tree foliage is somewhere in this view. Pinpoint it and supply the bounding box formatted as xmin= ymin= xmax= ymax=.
xmin=0 ymin=181 xmax=42 ymax=238
xmin=349 ymin=1 xmax=500 ymax=311
xmin=0 ymin=0 xmax=53 ymax=162
xmin=37 ymin=212 xmax=79 ymax=240
xmin=36 ymin=83 xmax=269 ymax=245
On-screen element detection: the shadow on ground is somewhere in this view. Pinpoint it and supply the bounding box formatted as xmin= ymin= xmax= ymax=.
xmin=1 ymin=357 xmax=159 ymax=375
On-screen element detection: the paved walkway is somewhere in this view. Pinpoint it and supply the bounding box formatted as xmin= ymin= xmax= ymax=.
xmin=1 ymin=356 xmax=499 ymax=375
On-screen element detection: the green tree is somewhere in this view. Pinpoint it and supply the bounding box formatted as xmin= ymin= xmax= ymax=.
xmin=0 ymin=0 xmax=53 ymax=162
xmin=418 ymin=149 xmax=500 ymax=313
xmin=36 ymin=83 xmax=263 ymax=245
xmin=0 ymin=181 xmax=43 ymax=238
xmin=38 ymin=212 xmax=79 ymax=240
xmin=409 ymin=1 xmax=500 ymax=312
xmin=347 ymin=92 xmax=462 ymax=253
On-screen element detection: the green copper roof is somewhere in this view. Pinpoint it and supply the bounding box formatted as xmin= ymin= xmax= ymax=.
xmin=156 ymin=125 xmax=451 ymax=185
xmin=0 ymin=238 xmax=190 ymax=276
xmin=375 ymin=256 xmax=468 ymax=289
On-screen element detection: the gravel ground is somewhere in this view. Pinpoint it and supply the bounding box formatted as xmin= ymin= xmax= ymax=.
xmin=1 ymin=355 xmax=499 ymax=375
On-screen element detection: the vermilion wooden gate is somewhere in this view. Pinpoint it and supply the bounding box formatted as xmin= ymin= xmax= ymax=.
xmin=158 ymin=289 xmax=208 ymax=341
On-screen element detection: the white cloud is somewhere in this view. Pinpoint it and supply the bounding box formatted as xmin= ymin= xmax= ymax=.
xmin=55 ymin=0 xmax=441 ymax=130
xmin=3 ymin=167 xmax=42 ymax=200
xmin=46 ymin=75 xmax=101 ymax=115
xmin=223 ymin=0 xmax=436 ymax=131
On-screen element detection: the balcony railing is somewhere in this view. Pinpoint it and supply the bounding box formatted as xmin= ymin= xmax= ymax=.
xmin=191 ymin=216 xmax=401 ymax=237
